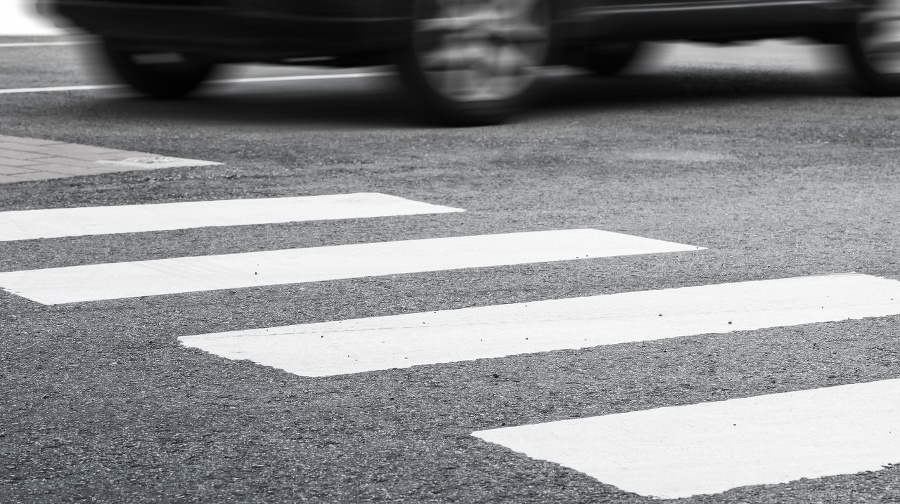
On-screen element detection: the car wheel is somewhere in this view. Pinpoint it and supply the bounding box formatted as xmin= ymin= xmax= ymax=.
xmin=398 ymin=0 xmax=551 ymax=125
xmin=844 ymin=0 xmax=900 ymax=96
xmin=583 ymin=42 xmax=642 ymax=77
xmin=102 ymin=39 xmax=216 ymax=99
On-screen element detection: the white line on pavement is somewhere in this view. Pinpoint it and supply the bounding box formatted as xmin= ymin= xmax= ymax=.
xmin=216 ymin=73 xmax=391 ymax=84
xmin=0 ymin=229 xmax=700 ymax=304
xmin=0 ymin=193 xmax=464 ymax=241
xmin=0 ymin=73 xmax=392 ymax=94
xmin=473 ymin=377 xmax=900 ymax=499
xmin=0 ymin=84 xmax=120 ymax=94
xmin=179 ymin=273 xmax=900 ymax=377
xmin=0 ymin=41 xmax=88 ymax=48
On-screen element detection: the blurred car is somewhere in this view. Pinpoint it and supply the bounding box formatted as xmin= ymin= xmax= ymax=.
xmin=37 ymin=0 xmax=900 ymax=124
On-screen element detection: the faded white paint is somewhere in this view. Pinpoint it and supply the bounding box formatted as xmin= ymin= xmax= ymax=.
xmin=214 ymin=73 xmax=391 ymax=84
xmin=0 ymin=84 xmax=120 ymax=94
xmin=473 ymin=378 xmax=900 ymax=499
xmin=178 ymin=273 xmax=900 ymax=376
xmin=0 ymin=193 xmax=462 ymax=241
xmin=0 ymin=41 xmax=87 ymax=48
xmin=0 ymin=229 xmax=700 ymax=304
xmin=93 ymin=156 xmax=220 ymax=169
xmin=0 ymin=73 xmax=392 ymax=94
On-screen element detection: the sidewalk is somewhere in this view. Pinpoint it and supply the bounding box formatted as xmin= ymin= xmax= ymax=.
xmin=0 ymin=135 xmax=220 ymax=183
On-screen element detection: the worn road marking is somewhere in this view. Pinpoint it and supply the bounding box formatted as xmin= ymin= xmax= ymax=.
xmin=178 ymin=273 xmax=900 ymax=377
xmin=0 ymin=84 xmax=120 ymax=94
xmin=0 ymin=229 xmax=699 ymax=304
xmin=0 ymin=41 xmax=88 ymax=48
xmin=217 ymin=73 xmax=391 ymax=84
xmin=0 ymin=73 xmax=392 ymax=94
xmin=0 ymin=193 xmax=463 ymax=241
xmin=473 ymin=377 xmax=900 ymax=499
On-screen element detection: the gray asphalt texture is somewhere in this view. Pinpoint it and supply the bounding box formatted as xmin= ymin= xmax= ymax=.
xmin=1 ymin=37 xmax=900 ymax=503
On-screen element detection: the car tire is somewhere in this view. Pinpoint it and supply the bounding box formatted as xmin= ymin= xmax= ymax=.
xmin=843 ymin=0 xmax=900 ymax=96
xmin=102 ymin=39 xmax=216 ymax=99
xmin=583 ymin=42 xmax=642 ymax=77
xmin=398 ymin=0 xmax=551 ymax=125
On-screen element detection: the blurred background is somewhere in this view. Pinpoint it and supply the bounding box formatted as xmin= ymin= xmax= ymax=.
xmin=1 ymin=0 xmax=62 ymax=35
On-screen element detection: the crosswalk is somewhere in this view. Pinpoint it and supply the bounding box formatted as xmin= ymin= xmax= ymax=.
xmin=474 ymin=378 xmax=900 ymax=499
xmin=0 ymin=228 xmax=698 ymax=304
xmin=0 ymin=192 xmax=459 ymax=241
xmin=182 ymin=274 xmax=900 ymax=377
xmin=2 ymin=190 xmax=899 ymax=500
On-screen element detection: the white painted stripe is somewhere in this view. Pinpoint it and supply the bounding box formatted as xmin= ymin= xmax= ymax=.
xmin=0 ymin=73 xmax=392 ymax=94
xmin=473 ymin=378 xmax=900 ymax=499
xmin=0 ymin=193 xmax=463 ymax=241
xmin=0 ymin=84 xmax=120 ymax=94
xmin=0 ymin=41 xmax=88 ymax=48
xmin=214 ymin=73 xmax=391 ymax=84
xmin=178 ymin=273 xmax=900 ymax=377
xmin=0 ymin=229 xmax=699 ymax=304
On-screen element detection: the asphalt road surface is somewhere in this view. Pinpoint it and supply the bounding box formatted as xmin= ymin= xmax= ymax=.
xmin=2 ymin=36 xmax=900 ymax=503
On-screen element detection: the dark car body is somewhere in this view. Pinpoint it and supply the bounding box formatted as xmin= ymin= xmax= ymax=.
xmin=37 ymin=0 xmax=900 ymax=124
xmin=44 ymin=0 xmax=410 ymax=62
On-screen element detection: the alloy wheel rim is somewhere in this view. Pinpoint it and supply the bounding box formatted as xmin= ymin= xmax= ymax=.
xmin=858 ymin=0 xmax=900 ymax=74
xmin=413 ymin=0 xmax=550 ymax=102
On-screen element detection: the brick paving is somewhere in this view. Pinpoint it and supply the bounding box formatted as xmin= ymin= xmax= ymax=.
xmin=0 ymin=135 xmax=221 ymax=184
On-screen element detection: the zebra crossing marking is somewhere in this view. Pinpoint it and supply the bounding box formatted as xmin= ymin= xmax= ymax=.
xmin=0 ymin=164 xmax=893 ymax=500
xmin=473 ymin=377 xmax=900 ymax=499
xmin=0 ymin=193 xmax=464 ymax=241
xmin=0 ymin=229 xmax=701 ymax=304
xmin=178 ymin=273 xmax=900 ymax=377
